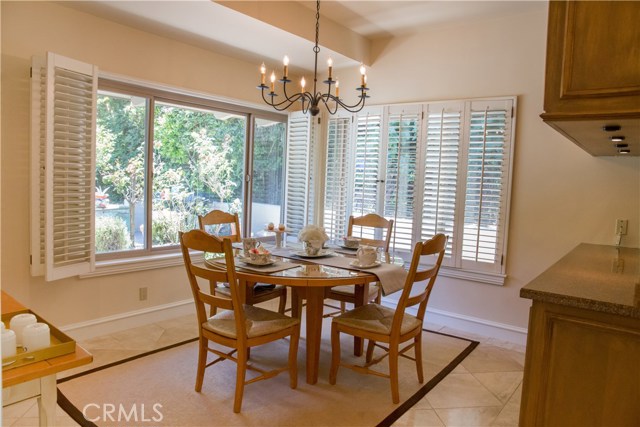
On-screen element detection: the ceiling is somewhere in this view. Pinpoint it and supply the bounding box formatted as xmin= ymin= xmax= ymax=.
xmin=60 ymin=1 xmax=545 ymax=72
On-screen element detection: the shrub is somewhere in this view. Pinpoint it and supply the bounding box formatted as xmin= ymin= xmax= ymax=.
xmin=152 ymin=209 xmax=183 ymax=246
xmin=96 ymin=216 xmax=132 ymax=252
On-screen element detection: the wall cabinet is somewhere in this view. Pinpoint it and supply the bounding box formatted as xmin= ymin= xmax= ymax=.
xmin=541 ymin=1 xmax=640 ymax=156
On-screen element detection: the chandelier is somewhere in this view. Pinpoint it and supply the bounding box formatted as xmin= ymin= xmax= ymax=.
xmin=257 ymin=0 xmax=369 ymax=116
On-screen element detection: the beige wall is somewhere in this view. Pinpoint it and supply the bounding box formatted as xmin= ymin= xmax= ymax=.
xmin=2 ymin=2 xmax=639 ymax=336
xmin=342 ymin=4 xmax=639 ymax=330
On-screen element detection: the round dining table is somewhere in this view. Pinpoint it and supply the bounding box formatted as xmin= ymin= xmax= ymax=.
xmin=205 ymin=250 xmax=383 ymax=385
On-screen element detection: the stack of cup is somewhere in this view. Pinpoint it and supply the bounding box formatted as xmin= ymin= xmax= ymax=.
xmin=22 ymin=323 xmax=51 ymax=352
xmin=10 ymin=313 xmax=37 ymax=348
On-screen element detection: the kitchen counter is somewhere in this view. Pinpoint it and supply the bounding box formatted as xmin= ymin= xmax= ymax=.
xmin=520 ymin=243 xmax=640 ymax=318
xmin=519 ymin=243 xmax=640 ymax=426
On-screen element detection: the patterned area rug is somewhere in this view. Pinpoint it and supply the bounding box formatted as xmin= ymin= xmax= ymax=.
xmin=58 ymin=325 xmax=477 ymax=427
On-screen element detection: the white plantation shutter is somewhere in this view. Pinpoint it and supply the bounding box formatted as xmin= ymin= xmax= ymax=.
xmin=420 ymin=102 xmax=463 ymax=266
xmin=351 ymin=108 xmax=382 ymax=218
xmin=31 ymin=53 xmax=97 ymax=280
xmin=323 ymin=113 xmax=352 ymax=239
xmin=30 ymin=57 xmax=47 ymax=276
xmin=284 ymin=112 xmax=315 ymax=236
xmin=460 ymin=99 xmax=513 ymax=272
xmin=384 ymin=105 xmax=420 ymax=251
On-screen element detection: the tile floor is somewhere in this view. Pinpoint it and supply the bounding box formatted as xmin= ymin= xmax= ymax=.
xmin=2 ymin=306 xmax=525 ymax=427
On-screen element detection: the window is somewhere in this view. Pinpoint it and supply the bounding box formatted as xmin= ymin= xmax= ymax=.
xmin=320 ymin=98 xmax=516 ymax=278
xmin=31 ymin=53 xmax=287 ymax=280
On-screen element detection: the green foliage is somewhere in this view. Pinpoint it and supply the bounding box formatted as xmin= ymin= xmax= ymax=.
xmin=96 ymin=216 xmax=132 ymax=253
xmin=151 ymin=209 xmax=184 ymax=246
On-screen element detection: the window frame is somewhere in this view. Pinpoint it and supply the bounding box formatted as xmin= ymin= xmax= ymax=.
xmin=94 ymin=78 xmax=287 ymax=262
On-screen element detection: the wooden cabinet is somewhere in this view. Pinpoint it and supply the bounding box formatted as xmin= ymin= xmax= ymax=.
xmin=519 ymin=244 xmax=640 ymax=426
xmin=519 ymin=301 xmax=640 ymax=426
xmin=541 ymin=1 xmax=640 ymax=156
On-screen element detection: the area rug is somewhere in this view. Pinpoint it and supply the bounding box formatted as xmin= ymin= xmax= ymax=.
xmin=58 ymin=325 xmax=477 ymax=427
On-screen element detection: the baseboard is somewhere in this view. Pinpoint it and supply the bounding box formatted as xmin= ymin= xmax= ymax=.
xmin=60 ymin=299 xmax=195 ymax=341
xmin=383 ymin=300 xmax=528 ymax=347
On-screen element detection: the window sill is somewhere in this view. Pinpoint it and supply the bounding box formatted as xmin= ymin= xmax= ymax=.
xmin=79 ymin=251 xmax=203 ymax=279
xmin=438 ymin=266 xmax=506 ymax=286
xmin=81 ymin=251 xmax=504 ymax=285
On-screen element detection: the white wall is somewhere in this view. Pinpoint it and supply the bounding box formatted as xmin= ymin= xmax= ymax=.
xmin=2 ymin=2 xmax=638 ymax=342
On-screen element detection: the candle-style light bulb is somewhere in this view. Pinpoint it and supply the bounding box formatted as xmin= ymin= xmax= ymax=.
xmin=301 ymin=77 xmax=306 ymax=91
xmin=327 ymin=57 xmax=333 ymax=79
xmin=270 ymin=71 xmax=276 ymax=93
xmin=335 ymin=80 xmax=340 ymax=98
xmin=364 ymin=74 xmax=368 ymax=88
xmin=360 ymin=64 xmax=366 ymax=87
xmin=260 ymin=63 xmax=266 ymax=85
xmin=283 ymin=55 xmax=289 ymax=79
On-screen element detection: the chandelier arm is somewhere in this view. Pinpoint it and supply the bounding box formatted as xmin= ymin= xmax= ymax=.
xmin=318 ymin=95 xmax=339 ymax=115
xmin=261 ymin=88 xmax=306 ymax=111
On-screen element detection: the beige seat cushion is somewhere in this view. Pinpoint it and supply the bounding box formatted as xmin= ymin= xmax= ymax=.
xmin=203 ymin=304 xmax=299 ymax=339
xmin=330 ymin=283 xmax=380 ymax=299
xmin=333 ymin=303 xmax=421 ymax=335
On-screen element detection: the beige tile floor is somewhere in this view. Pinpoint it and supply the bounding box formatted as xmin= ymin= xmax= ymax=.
xmin=2 ymin=306 xmax=525 ymax=427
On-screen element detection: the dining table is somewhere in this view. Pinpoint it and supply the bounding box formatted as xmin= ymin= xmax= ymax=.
xmin=203 ymin=242 xmax=407 ymax=385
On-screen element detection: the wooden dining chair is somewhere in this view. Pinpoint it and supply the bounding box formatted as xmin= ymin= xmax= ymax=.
xmin=329 ymin=233 xmax=447 ymax=403
xmin=198 ymin=209 xmax=287 ymax=314
xmin=179 ymin=229 xmax=300 ymax=413
xmin=324 ymin=213 xmax=394 ymax=315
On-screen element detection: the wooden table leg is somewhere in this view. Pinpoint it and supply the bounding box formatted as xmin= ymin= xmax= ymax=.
xmin=305 ymin=287 xmax=324 ymax=385
xmin=38 ymin=375 xmax=57 ymax=427
xmin=352 ymin=283 xmax=368 ymax=356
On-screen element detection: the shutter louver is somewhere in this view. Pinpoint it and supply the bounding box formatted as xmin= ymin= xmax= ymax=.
xmin=40 ymin=53 xmax=97 ymax=280
xmin=421 ymin=103 xmax=462 ymax=263
xmin=352 ymin=112 xmax=382 ymax=219
xmin=323 ymin=115 xmax=351 ymax=240
xmin=284 ymin=112 xmax=312 ymax=236
xmin=461 ymin=100 xmax=512 ymax=270
xmin=384 ymin=108 xmax=420 ymax=251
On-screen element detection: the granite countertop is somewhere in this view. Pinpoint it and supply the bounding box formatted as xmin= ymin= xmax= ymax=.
xmin=520 ymin=243 xmax=640 ymax=318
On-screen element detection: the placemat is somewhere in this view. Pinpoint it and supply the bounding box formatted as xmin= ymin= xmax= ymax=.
xmin=269 ymin=247 xmax=407 ymax=296
xmin=206 ymin=257 xmax=300 ymax=274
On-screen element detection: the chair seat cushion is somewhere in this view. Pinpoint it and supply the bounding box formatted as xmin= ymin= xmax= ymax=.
xmin=203 ymin=304 xmax=299 ymax=339
xmin=333 ymin=303 xmax=421 ymax=335
xmin=329 ymin=283 xmax=380 ymax=299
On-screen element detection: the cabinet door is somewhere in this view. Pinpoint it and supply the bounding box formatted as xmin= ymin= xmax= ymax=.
xmin=544 ymin=1 xmax=640 ymax=115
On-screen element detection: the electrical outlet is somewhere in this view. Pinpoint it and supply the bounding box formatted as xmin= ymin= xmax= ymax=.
xmin=139 ymin=287 xmax=148 ymax=301
xmin=616 ymin=219 xmax=628 ymax=236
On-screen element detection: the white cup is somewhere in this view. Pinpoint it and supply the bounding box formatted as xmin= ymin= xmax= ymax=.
xmin=242 ymin=238 xmax=261 ymax=256
xmin=10 ymin=313 xmax=37 ymax=347
xmin=23 ymin=323 xmax=51 ymax=352
xmin=1 ymin=329 xmax=17 ymax=358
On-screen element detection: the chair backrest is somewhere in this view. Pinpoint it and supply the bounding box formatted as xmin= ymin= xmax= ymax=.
xmin=391 ymin=233 xmax=447 ymax=335
xmin=347 ymin=213 xmax=394 ymax=252
xmin=198 ymin=210 xmax=241 ymax=243
xmin=179 ymin=229 xmax=245 ymax=339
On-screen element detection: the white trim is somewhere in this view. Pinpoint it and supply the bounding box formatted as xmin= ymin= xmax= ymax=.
xmin=79 ymin=252 xmax=203 ymax=278
xmin=99 ymin=70 xmax=273 ymax=114
xmin=382 ymin=299 xmax=527 ymax=346
xmin=438 ymin=265 xmax=506 ymax=286
xmin=60 ymin=299 xmax=195 ymax=342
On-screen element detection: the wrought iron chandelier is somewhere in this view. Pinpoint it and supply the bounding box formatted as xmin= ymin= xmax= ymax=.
xmin=257 ymin=0 xmax=369 ymax=116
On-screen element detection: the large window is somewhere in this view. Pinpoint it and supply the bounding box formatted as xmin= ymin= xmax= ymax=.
xmin=94 ymin=83 xmax=286 ymax=258
xmin=320 ymin=98 xmax=516 ymax=278
xmin=31 ymin=53 xmax=286 ymax=279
